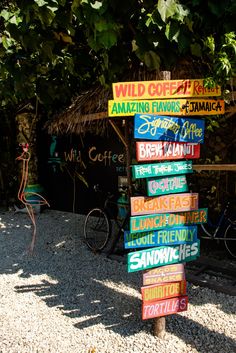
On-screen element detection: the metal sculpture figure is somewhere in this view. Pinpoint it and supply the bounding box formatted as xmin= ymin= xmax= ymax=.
xmin=17 ymin=143 xmax=50 ymax=253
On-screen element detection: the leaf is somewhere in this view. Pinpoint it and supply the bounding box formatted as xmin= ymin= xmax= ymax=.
xmin=0 ymin=9 xmax=11 ymax=21
xmin=204 ymin=35 xmax=215 ymax=54
xmin=71 ymin=0 xmax=81 ymax=13
xmin=157 ymin=0 xmax=177 ymax=23
xmin=95 ymin=20 xmax=110 ymax=32
xmin=98 ymin=30 xmax=117 ymax=49
xmin=165 ymin=21 xmax=180 ymax=42
xmin=131 ymin=39 xmax=138 ymax=51
xmin=90 ymin=1 xmax=102 ymax=10
xmin=144 ymin=50 xmax=160 ymax=70
xmin=59 ymin=32 xmax=74 ymax=44
xmin=34 ymin=0 xmax=48 ymax=7
xmin=190 ymin=42 xmax=202 ymax=57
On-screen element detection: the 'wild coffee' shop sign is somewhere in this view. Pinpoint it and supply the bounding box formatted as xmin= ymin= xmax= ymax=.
xmin=112 ymin=79 xmax=221 ymax=100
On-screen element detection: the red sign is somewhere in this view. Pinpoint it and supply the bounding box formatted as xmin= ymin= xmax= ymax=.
xmin=136 ymin=141 xmax=200 ymax=161
xmin=143 ymin=264 xmax=185 ymax=286
xmin=142 ymin=295 xmax=188 ymax=320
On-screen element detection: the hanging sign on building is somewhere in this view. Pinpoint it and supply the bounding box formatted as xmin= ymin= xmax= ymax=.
xmin=130 ymin=208 xmax=208 ymax=233
xmin=143 ymin=264 xmax=186 ymax=286
xmin=108 ymin=99 xmax=225 ymax=117
xmin=127 ymin=240 xmax=200 ymax=272
xmin=132 ymin=160 xmax=193 ymax=179
xmin=134 ymin=114 xmax=205 ymax=143
xmin=112 ymin=79 xmax=221 ymax=100
xmin=142 ymin=295 xmax=188 ymax=320
xmin=124 ymin=225 xmax=198 ymax=248
xmin=130 ymin=193 xmax=199 ymax=216
xmin=136 ymin=141 xmax=200 ymax=161
xmin=147 ymin=175 xmax=188 ymax=196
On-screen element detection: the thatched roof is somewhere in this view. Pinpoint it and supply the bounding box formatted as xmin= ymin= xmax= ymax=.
xmin=45 ymin=67 xmax=174 ymax=136
xmin=46 ymin=86 xmax=112 ymax=135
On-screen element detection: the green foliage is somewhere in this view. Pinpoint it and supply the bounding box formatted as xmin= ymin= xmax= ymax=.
xmin=0 ymin=0 xmax=235 ymax=114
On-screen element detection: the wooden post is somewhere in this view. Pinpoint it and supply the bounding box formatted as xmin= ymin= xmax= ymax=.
xmin=124 ymin=118 xmax=132 ymax=198
xmin=153 ymin=316 xmax=166 ymax=338
xmin=152 ymin=70 xmax=171 ymax=338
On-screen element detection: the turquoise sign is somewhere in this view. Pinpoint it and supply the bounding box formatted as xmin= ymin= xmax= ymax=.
xmin=132 ymin=160 xmax=193 ymax=179
xmin=124 ymin=226 xmax=198 ymax=249
xmin=127 ymin=240 xmax=200 ymax=272
xmin=134 ymin=114 xmax=205 ymax=143
xmin=147 ymin=175 xmax=188 ymax=196
xmin=130 ymin=208 xmax=208 ymax=233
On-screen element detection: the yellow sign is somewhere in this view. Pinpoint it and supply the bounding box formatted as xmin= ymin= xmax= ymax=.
xmin=108 ymin=99 xmax=225 ymax=117
xmin=112 ymin=79 xmax=221 ymax=100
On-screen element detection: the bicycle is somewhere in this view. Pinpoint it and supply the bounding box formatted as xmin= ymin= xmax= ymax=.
xmin=83 ymin=184 xmax=130 ymax=255
xmin=200 ymin=198 xmax=236 ymax=259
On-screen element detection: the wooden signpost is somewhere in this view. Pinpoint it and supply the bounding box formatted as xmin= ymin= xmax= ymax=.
xmin=130 ymin=208 xmax=208 ymax=233
xmin=132 ymin=160 xmax=193 ymax=179
xmin=142 ymin=295 xmax=188 ymax=320
xmin=143 ymin=264 xmax=185 ymax=286
xmin=124 ymin=225 xmax=198 ymax=248
xmin=147 ymin=175 xmax=188 ymax=196
xmin=127 ymin=240 xmax=200 ymax=272
xmin=108 ymin=76 xmax=219 ymax=337
xmin=130 ymin=193 xmax=199 ymax=216
xmin=112 ymin=79 xmax=221 ymax=100
xmin=108 ymin=99 xmax=225 ymax=117
xmin=134 ymin=114 xmax=205 ymax=143
xmin=136 ymin=141 xmax=200 ymax=161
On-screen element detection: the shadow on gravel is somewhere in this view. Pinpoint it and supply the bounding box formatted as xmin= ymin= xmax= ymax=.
xmin=166 ymin=314 xmax=236 ymax=353
xmin=0 ymin=210 xmax=235 ymax=345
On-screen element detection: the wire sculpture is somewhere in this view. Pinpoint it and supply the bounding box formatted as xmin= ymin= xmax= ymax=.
xmin=17 ymin=143 xmax=50 ymax=253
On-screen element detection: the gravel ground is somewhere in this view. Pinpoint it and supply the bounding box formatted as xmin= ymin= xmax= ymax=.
xmin=0 ymin=209 xmax=236 ymax=353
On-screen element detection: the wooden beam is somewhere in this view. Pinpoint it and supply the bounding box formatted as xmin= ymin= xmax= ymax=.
xmin=193 ymin=164 xmax=236 ymax=172
xmin=109 ymin=119 xmax=127 ymax=148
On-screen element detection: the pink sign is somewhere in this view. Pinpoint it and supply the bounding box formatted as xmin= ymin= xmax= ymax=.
xmin=142 ymin=295 xmax=188 ymax=320
xmin=143 ymin=264 xmax=185 ymax=286
xmin=136 ymin=141 xmax=200 ymax=161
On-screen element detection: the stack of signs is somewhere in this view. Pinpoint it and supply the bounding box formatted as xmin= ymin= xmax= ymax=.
xmin=108 ymin=78 xmax=224 ymax=321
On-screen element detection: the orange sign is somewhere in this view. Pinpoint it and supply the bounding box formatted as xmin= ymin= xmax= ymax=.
xmin=112 ymin=79 xmax=221 ymax=100
xmin=141 ymin=280 xmax=186 ymax=302
xmin=130 ymin=193 xmax=199 ymax=216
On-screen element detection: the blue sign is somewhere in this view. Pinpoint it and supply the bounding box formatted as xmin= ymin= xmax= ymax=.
xmin=134 ymin=114 xmax=205 ymax=143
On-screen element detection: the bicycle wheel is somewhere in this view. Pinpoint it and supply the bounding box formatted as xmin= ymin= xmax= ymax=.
xmin=224 ymin=221 xmax=236 ymax=259
xmin=84 ymin=208 xmax=111 ymax=252
xmin=200 ymin=223 xmax=215 ymax=238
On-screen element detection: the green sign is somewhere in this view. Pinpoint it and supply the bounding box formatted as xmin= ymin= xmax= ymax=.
xmin=147 ymin=175 xmax=188 ymax=196
xmin=124 ymin=226 xmax=198 ymax=248
xmin=132 ymin=160 xmax=193 ymax=179
xmin=127 ymin=240 xmax=200 ymax=272
xmin=130 ymin=208 xmax=208 ymax=233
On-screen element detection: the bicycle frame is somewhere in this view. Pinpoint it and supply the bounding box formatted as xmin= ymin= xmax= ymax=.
xmin=201 ymin=201 xmax=236 ymax=241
